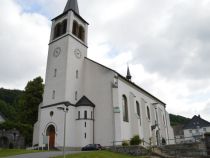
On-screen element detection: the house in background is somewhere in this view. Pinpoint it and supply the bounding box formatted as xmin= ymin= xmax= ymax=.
xmin=0 ymin=112 xmax=25 ymax=148
xmin=183 ymin=115 xmax=210 ymax=143
xmin=0 ymin=112 xmax=5 ymax=124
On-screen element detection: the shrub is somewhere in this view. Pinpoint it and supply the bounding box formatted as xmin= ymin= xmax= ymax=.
xmin=122 ymin=140 xmax=129 ymax=146
xmin=130 ymin=135 xmax=141 ymax=145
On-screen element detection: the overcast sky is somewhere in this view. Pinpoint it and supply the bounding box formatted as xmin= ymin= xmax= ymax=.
xmin=1 ymin=0 xmax=210 ymax=121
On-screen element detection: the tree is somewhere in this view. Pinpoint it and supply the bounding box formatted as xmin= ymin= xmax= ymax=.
xmin=19 ymin=77 xmax=44 ymax=125
xmin=169 ymin=114 xmax=190 ymax=126
xmin=0 ymin=100 xmax=16 ymax=121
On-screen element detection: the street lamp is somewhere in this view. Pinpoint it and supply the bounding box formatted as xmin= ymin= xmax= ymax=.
xmin=57 ymin=106 xmax=69 ymax=158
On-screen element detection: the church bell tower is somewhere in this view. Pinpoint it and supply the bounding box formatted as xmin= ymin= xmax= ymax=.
xmin=43 ymin=0 xmax=89 ymax=106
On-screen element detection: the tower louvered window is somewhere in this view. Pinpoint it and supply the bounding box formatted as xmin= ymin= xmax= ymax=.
xmin=72 ymin=20 xmax=85 ymax=42
xmin=53 ymin=19 xmax=68 ymax=39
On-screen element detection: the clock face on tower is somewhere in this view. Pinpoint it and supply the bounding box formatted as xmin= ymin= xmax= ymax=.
xmin=53 ymin=47 xmax=61 ymax=57
xmin=74 ymin=49 xmax=82 ymax=59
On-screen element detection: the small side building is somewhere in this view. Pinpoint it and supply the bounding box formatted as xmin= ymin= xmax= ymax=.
xmin=0 ymin=112 xmax=25 ymax=148
xmin=173 ymin=124 xmax=184 ymax=144
xmin=183 ymin=115 xmax=210 ymax=143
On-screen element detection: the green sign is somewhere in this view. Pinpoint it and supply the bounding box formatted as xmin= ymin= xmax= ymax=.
xmin=114 ymin=107 xmax=120 ymax=113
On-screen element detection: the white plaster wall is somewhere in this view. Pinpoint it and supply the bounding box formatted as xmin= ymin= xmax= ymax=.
xmin=156 ymin=105 xmax=167 ymax=142
xmin=83 ymin=59 xmax=115 ymax=146
xmin=33 ymin=121 xmax=39 ymax=145
xmin=117 ymin=78 xmax=173 ymax=146
xmin=129 ymin=93 xmax=139 ymax=136
xmin=43 ymin=36 xmax=69 ymax=106
xmin=65 ymin=37 xmax=87 ymax=105
xmin=117 ymin=79 xmax=154 ymax=144
xmin=112 ymin=87 xmax=122 ymax=145
xmin=33 ymin=104 xmax=42 ymax=146
xmin=165 ymin=111 xmax=175 ymax=144
xmin=75 ymin=106 xmax=94 ymax=147
xmin=206 ymin=127 xmax=210 ymax=133
xmin=184 ymin=126 xmax=210 ymax=142
xmin=38 ymin=105 xmax=66 ymax=147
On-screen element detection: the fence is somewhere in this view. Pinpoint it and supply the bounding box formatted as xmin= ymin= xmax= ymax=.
xmin=111 ymin=136 xmax=210 ymax=157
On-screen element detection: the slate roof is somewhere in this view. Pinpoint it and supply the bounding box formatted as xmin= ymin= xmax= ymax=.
xmin=75 ymin=96 xmax=95 ymax=107
xmin=183 ymin=115 xmax=210 ymax=129
xmin=64 ymin=0 xmax=79 ymax=15
xmin=52 ymin=0 xmax=88 ymax=25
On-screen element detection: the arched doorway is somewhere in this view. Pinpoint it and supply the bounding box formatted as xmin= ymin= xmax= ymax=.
xmin=162 ymin=138 xmax=166 ymax=145
xmin=46 ymin=125 xmax=55 ymax=149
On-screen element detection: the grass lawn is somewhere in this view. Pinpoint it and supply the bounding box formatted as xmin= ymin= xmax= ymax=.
xmin=54 ymin=151 xmax=148 ymax=158
xmin=0 ymin=149 xmax=39 ymax=157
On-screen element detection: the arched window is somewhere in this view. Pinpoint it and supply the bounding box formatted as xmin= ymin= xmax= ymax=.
xmin=136 ymin=101 xmax=140 ymax=117
xmin=147 ymin=106 xmax=150 ymax=120
xmin=78 ymin=26 xmax=85 ymax=41
xmin=75 ymin=91 xmax=78 ymax=101
xmin=54 ymin=69 xmax=57 ymax=77
xmin=52 ymin=90 xmax=55 ymax=99
xmin=53 ymin=19 xmax=67 ymax=39
xmin=72 ymin=20 xmax=78 ymax=36
xmin=84 ymin=110 xmax=87 ymax=119
xmin=61 ymin=19 xmax=67 ymax=35
xmin=54 ymin=23 xmax=61 ymax=39
xmin=76 ymin=70 xmax=79 ymax=79
xmin=163 ymin=115 xmax=165 ymax=125
xmin=122 ymin=95 xmax=129 ymax=122
xmin=78 ymin=111 xmax=80 ymax=119
xmin=91 ymin=111 xmax=93 ymax=119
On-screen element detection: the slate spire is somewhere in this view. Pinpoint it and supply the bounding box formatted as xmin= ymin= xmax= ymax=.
xmin=64 ymin=0 xmax=80 ymax=15
xmin=126 ymin=65 xmax=132 ymax=81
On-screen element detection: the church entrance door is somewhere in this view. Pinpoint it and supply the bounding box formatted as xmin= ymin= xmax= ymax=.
xmin=46 ymin=125 xmax=55 ymax=149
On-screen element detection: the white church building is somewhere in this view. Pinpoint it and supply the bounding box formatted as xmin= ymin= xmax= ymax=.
xmin=33 ymin=0 xmax=174 ymax=149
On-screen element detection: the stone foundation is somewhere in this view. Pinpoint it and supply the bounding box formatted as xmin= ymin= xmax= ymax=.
xmin=109 ymin=146 xmax=149 ymax=156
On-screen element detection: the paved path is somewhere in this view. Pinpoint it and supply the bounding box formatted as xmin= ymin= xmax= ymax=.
xmin=5 ymin=151 xmax=80 ymax=158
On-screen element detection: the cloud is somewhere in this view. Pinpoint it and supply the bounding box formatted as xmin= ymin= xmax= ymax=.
xmin=1 ymin=0 xmax=210 ymax=121
xmin=0 ymin=0 xmax=50 ymax=89
xmin=79 ymin=0 xmax=210 ymax=121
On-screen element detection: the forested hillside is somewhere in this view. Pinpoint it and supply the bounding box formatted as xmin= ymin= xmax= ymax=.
xmin=169 ymin=114 xmax=190 ymax=126
xmin=0 ymin=77 xmax=44 ymax=146
xmin=0 ymin=88 xmax=23 ymax=120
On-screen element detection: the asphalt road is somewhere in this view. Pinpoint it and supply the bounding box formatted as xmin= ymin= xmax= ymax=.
xmin=5 ymin=151 xmax=80 ymax=158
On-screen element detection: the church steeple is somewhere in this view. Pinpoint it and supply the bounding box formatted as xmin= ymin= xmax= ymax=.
xmin=64 ymin=0 xmax=80 ymax=15
xmin=126 ymin=66 xmax=132 ymax=81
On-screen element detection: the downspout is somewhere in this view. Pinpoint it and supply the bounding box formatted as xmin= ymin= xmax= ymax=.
xmin=93 ymin=107 xmax=95 ymax=144
xmin=112 ymin=89 xmax=116 ymax=147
